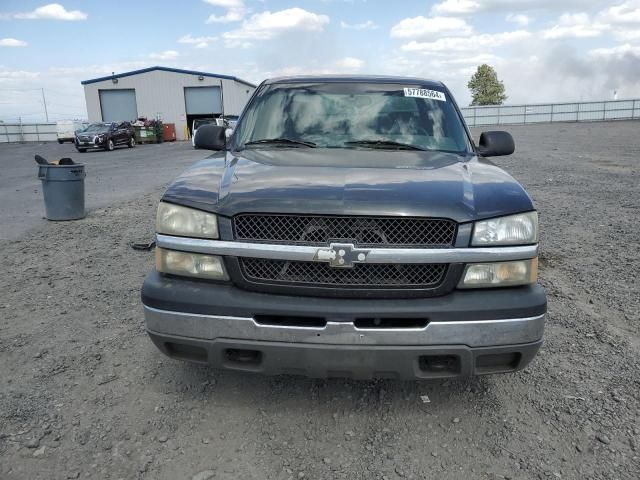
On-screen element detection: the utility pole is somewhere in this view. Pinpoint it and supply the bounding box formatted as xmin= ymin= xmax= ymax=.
xmin=41 ymin=88 xmax=49 ymax=122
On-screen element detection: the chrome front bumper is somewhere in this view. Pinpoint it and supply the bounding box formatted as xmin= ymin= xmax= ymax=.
xmin=144 ymin=305 xmax=544 ymax=379
xmin=144 ymin=305 xmax=544 ymax=347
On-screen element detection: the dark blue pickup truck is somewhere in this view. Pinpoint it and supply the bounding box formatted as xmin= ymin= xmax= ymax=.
xmin=141 ymin=76 xmax=545 ymax=380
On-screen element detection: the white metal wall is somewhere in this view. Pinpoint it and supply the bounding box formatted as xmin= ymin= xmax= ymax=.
xmin=220 ymin=78 xmax=256 ymax=117
xmin=83 ymin=70 xmax=255 ymax=140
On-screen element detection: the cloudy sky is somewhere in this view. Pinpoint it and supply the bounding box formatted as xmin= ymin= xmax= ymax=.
xmin=1 ymin=0 xmax=640 ymax=121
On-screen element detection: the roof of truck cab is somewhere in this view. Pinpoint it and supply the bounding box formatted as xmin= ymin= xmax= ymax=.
xmin=263 ymin=75 xmax=445 ymax=87
xmin=264 ymin=75 xmax=444 ymax=87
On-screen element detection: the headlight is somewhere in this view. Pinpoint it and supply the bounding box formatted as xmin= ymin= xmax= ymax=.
xmin=458 ymin=258 xmax=538 ymax=288
xmin=472 ymin=212 xmax=538 ymax=246
xmin=156 ymin=248 xmax=228 ymax=280
xmin=156 ymin=202 xmax=218 ymax=238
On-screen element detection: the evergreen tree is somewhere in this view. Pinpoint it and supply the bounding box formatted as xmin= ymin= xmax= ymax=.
xmin=468 ymin=64 xmax=507 ymax=106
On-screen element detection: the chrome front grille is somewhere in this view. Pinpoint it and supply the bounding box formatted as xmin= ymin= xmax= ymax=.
xmin=233 ymin=214 xmax=456 ymax=248
xmin=239 ymin=258 xmax=448 ymax=289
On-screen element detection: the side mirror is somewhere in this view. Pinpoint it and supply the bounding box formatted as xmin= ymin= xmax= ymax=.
xmin=476 ymin=131 xmax=515 ymax=157
xmin=194 ymin=124 xmax=226 ymax=151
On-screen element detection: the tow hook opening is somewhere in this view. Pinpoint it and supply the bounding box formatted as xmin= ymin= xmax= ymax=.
xmin=418 ymin=354 xmax=461 ymax=374
xmin=224 ymin=348 xmax=263 ymax=368
xmin=254 ymin=315 xmax=327 ymax=328
xmin=354 ymin=317 xmax=429 ymax=329
xmin=164 ymin=342 xmax=208 ymax=363
xmin=475 ymin=352 xmax=522 ymax=374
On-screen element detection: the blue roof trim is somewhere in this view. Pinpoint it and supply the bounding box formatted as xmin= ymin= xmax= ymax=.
xmin=81 ymin=66 xmax=256 ymax=88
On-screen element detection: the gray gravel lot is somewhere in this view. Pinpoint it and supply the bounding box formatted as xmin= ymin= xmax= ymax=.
xmin=0 ymin=121 xmax=639 ymax=479
xmin=0 ymin=141 xmax=205 ymax=240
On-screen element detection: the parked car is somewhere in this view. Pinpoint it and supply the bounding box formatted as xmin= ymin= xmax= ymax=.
xmin=75 ymin=122 xmax=135 ymax=152
xmin=57 ymin=120 xmax=87 ymax=144
xmin=142 ymin=76 xmax=546 ymax=380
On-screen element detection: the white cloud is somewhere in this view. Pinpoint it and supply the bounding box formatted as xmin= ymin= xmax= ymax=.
xmin=0 ymin=69 xmax=40 ymax=81
xmin=0 ymin=38 xmax=28 ymax=47
xmin=222 ymin=8 xmax=330 ymax=47
xmin=401 ymin=30 xmax=531 ymax=53
xmin=335 ymin=57 xmax=365 ymax=70
xmin=267 ymin=57 xmax=366 ymax=77
xmin=432 ymin=0 xmax=605 ymax=15
xmin=204 ymin=0 xmax=246 ymax=23
xmin=14 ymin=3 xmax=87 ymax=21
xmin=340 ymin=20 xmax=378 ymax=30
xmin=506 ymin=13 xmax=531 ymax=26
xmin=589 ymin=43 xmax=640 ymax=57
xmin=598 ymin=0 xmax=640 ymax=24
xmin=432 ymin=0 xmax=480 ymax=15
xmin=597 ymin=1 xmax=640 ymax=41
xmin=390 ymin=16 xmax=472 ymax=39
xmin=207 ymin=10 xmax=245 ymax=23
xmin=495 ymin=45 xmax=640 ymax=104
xmin=613 ymin=29 xmax=640 ymax=41
xmin=543 ymin=13 xmax=607 ymax=39
xmin=203 ymin=0 xmax=243 ymax=6
xmin=441 ymin=53 xmax=501 ymax=65
xmin=149 ymin=50 xmax=179 ymax=60
xmin=178 ymin=34 xmax=218 ymax=48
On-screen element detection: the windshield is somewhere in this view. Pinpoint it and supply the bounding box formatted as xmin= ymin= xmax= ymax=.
xmin=84 ymin=123 xmax=111 ymax=133
xmin=233 ymin=82 xmax=470 ymax=153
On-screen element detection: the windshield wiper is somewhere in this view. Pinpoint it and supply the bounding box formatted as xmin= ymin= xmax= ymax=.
xmin=243 ymin=138 xmax=316 ymax=148
xmin=344 ymin=140 xmax=427 ymax=151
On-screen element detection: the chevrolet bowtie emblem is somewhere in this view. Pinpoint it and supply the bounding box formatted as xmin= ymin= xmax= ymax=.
xmin=313 ymin=243 xmax=370 ymax=268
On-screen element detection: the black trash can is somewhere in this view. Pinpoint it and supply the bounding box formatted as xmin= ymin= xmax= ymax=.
xmin=37 ymin=164 xmax=86 ymax=220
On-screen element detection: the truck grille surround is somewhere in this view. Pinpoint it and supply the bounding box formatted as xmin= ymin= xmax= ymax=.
xmin=240 ymin=258 xmax=448 ymax=289
xmin=231 ymin=214 xmax=458 ymax=296
xmin=233 ymin=214 xmax=457 ymax=247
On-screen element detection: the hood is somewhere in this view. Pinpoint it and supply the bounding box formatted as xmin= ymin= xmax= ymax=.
xmin=161 ymin=148 xmax=534 ymax=223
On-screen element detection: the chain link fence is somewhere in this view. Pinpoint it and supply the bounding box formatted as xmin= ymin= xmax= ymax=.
xmin=461 ymin=99 xmax=640 ymax=127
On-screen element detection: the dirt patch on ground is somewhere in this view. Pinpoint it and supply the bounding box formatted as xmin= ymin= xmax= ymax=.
xmin=1 ymin=121 xmax=639 ymax=479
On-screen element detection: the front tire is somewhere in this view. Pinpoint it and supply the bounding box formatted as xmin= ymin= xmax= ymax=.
xmin=58 ymin=139 xmax=63 ymax=144
xmin=106 ymin=139 xmax=115 ymax=151
xmin=128 ymin=136 xmax=136 ymax=148
xmin=76 ymin=148 xmax=86 ymax=153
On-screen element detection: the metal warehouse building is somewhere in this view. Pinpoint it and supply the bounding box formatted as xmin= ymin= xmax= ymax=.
xmin=81 ymin=66 xmax=256 ymax=140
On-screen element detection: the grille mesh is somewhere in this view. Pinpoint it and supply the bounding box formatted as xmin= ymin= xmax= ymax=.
xmin=240 ymin=258 xmax=447 ymax=288
xmin=233 ymin=214 xmax=456 ymax=247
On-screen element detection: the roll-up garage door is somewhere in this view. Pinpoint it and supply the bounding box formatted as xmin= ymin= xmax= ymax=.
xmin=184 ymin=86 xmax=222 ymax=114
xmin=99 ymin=89 xmax=138 ymax=122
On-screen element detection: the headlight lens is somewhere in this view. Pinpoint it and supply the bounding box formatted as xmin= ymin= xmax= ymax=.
xmin=156 ymin=202 xmax=218 ymax=238
xmin=472 ymin=212 xmax=538 ymax=246
xmin=156 ymin=248 xmax=228 ymax=280
xmin=459 ymin=258 xmax=538 ymax=288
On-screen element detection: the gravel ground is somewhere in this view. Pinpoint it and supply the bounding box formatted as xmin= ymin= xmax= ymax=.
xmin=0 ymin=141 xmax=203 ymax=240
xmin=1 ymin=121 xmax=639 ymax=480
